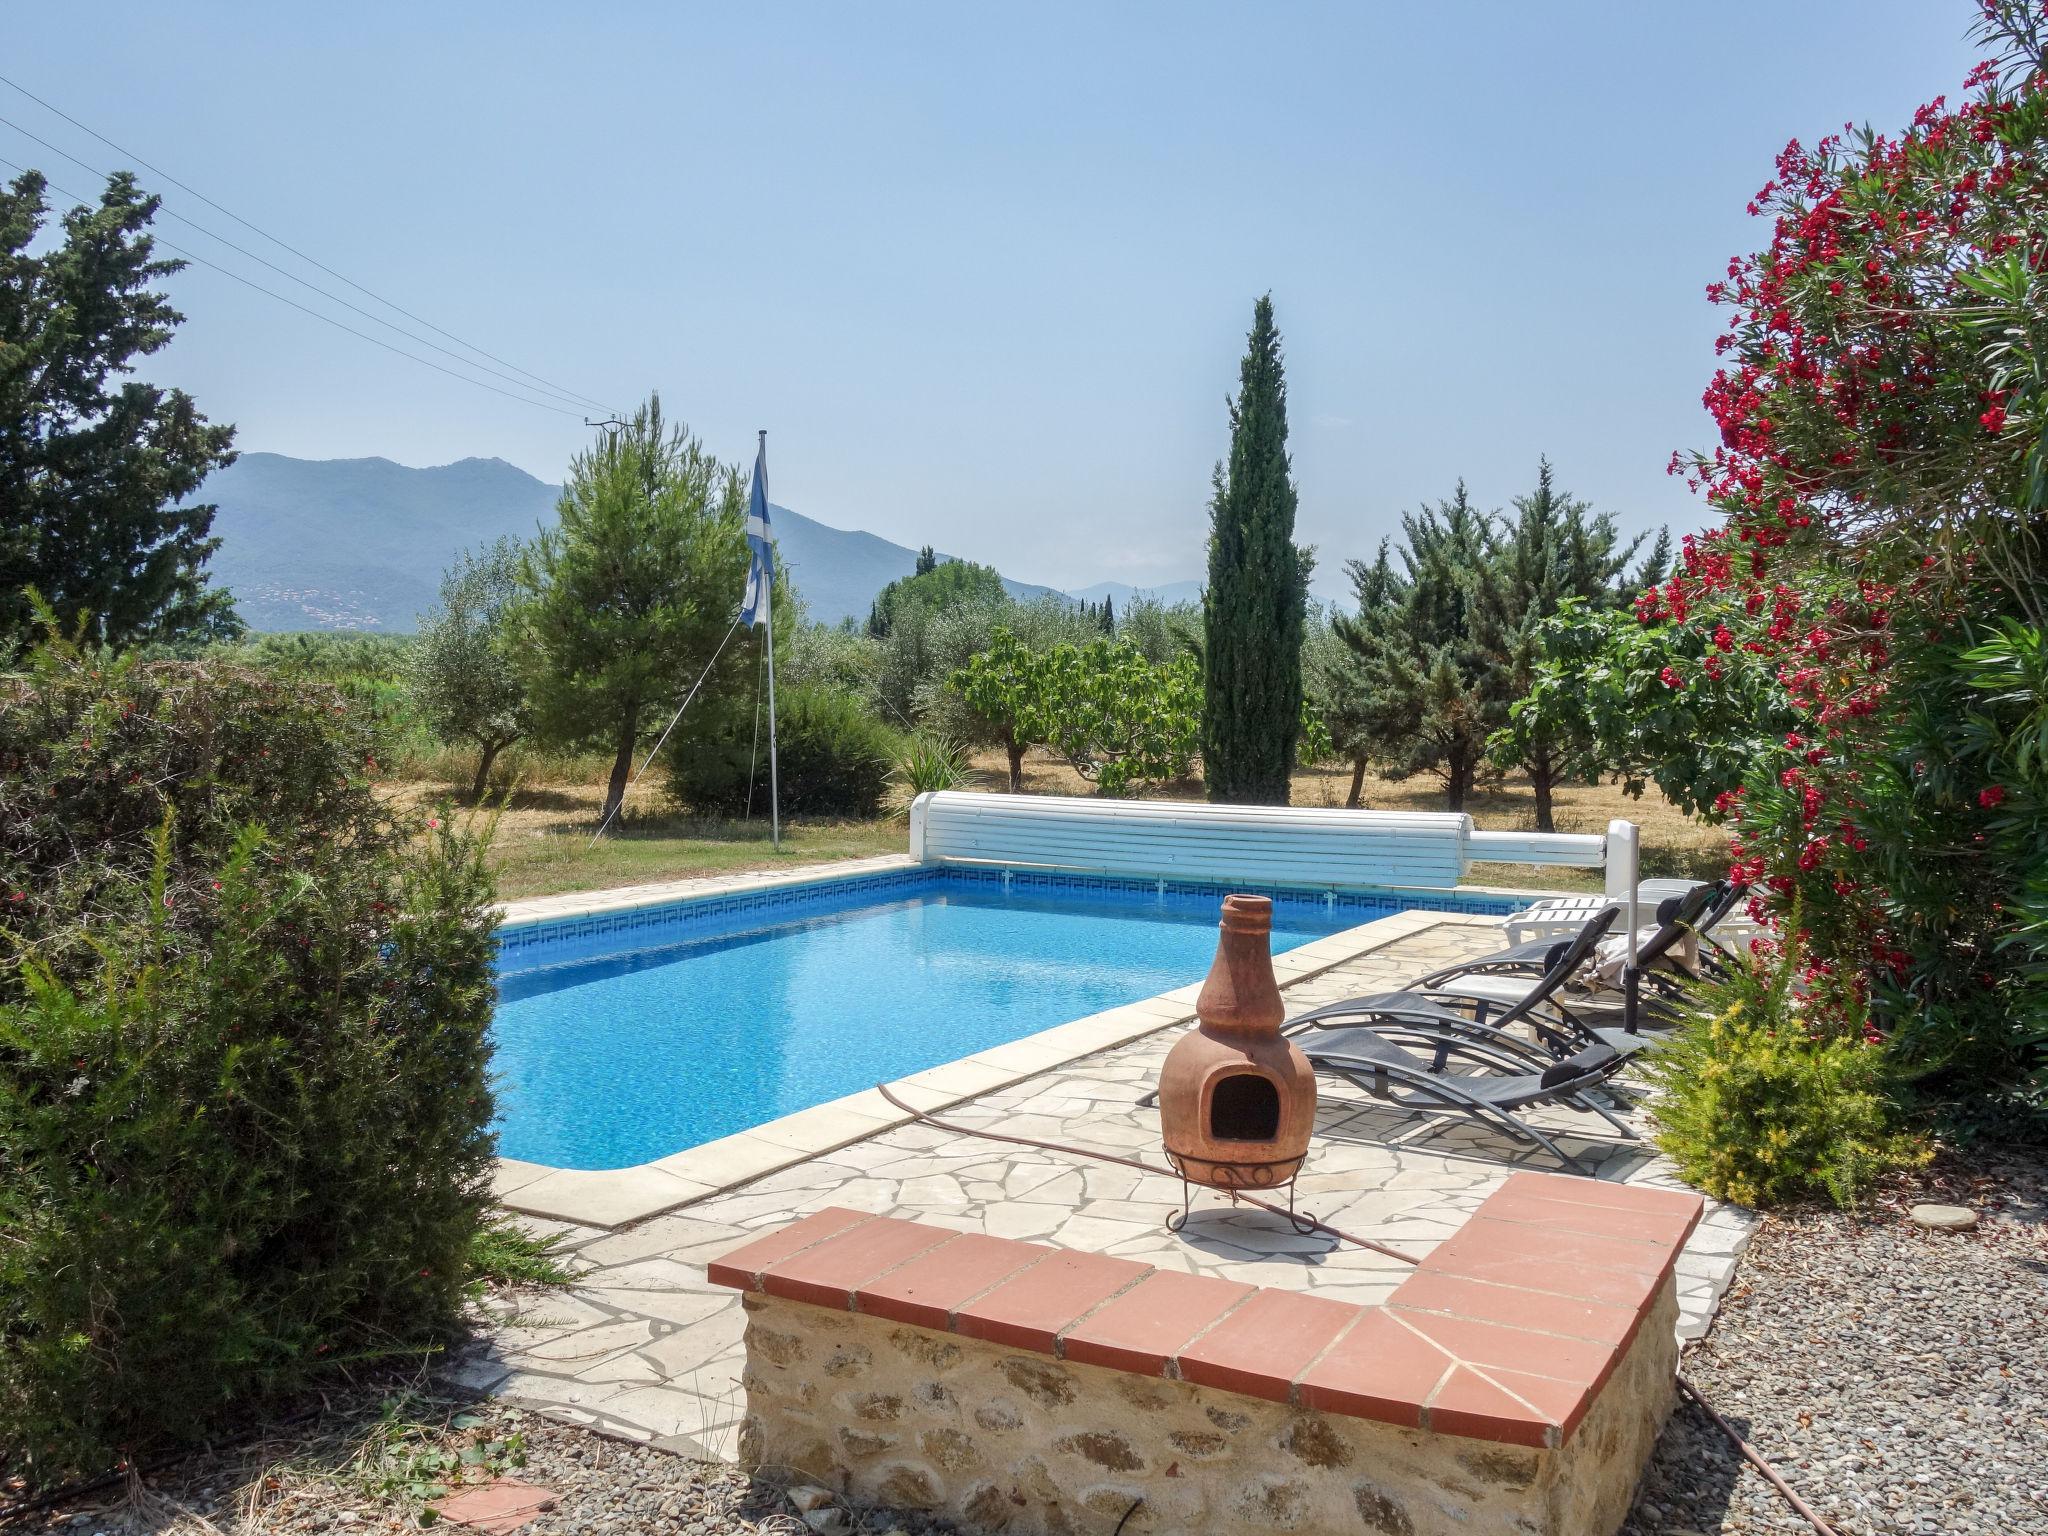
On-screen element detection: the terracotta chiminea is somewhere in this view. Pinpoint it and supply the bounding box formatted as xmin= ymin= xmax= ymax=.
xmin=1156 ymin=895 xmax=1317 ymax=1229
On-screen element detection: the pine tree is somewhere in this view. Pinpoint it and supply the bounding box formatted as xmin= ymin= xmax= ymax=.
xmin=915 ymin=545 xmax=938 ymax=577
xmin=1306 ymin=542 xmax=1399 ymax=807
xmin=1202 ymin=295 xmax=1307 ymax=804
xmin=0 ymin=171 xmax=238 ymax=653
xmin=1328 ymin=463 xmax=1665 ymax=824
xmin=1099 ymin=593 xmax=1115 ymax=634
xmin=513 ymin=395 xmax=770 ymax=823
xmin=1331 ymin=484 xmax=1497 ymax=811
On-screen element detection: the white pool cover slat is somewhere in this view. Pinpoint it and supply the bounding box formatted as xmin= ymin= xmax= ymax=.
xmin=909 ymin=792 xmax=1630 ymax=891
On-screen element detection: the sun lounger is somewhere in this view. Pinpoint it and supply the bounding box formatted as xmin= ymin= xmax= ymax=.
xmin=1294 ymin=1022 xmax=1630 ymax=1175
xmin=1284 ymin=905 xmax=1632 ymax=1066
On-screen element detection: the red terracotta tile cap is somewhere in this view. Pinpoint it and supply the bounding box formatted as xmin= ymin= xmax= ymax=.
xmin=1416 ymin=1231 xmax=1661 ymax=1312
xmin=955 ymin=1249 xmax=1152 ymax=1354
xmin=1500 ymin=1170 xmax=1705 ymax=1227
xmin=705 ymin=1207 xmax=878 ymax=1292
xmin=1294 ymin=1308 xmax=1453 ymax=1429
xmin=1058 ymin=1269 xmax=1255 ymax=1377
xmin=758 ymin=1216 xmax=959 ymax=1310
xmin=854 ymin=1233 xmax=1047 ymax=1332
xmin=1432 ymin=1215 xmax=1673 ymax=1283
xmin=1176 ymin=1287 xmax=1358 ymax=1404
xmin=1386 ymin=1309 xmax=1620 ymax=1394
xmin=1424 ymin=1363 xmax=1562 ymax=1449
xmin=1483 ymin=1366 xmax=1599 ymax=1446
xmin=1384 ymin=1269 xmax=1641 ymax=1349
xmin=1474 ymin=1189 xmax=1697 ymax=1251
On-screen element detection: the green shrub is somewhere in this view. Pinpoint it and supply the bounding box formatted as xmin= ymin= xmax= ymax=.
xmin=1641 ymin=938 xmax=1920 ymax=1209
xmin=151 ymin=629 xmax=437 ymax=770
xmin=667 ymin=684 xmax=900 ymax=818
xmin=0 ymin=640 xmax=499 ymax=1486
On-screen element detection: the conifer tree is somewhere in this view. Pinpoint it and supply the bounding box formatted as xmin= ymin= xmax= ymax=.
xmin=1329 ymin=463 xmax=1665 ymax=823
xmin=1099 ymin=592 xmax=1115 ymax=634
xmin=513 ymin=396 xmax=770 ymax=823
xmin=1331 ymin=484 xmax=1497 ymax=810
xmin=0 ymin=171 xmax=238 ymax=653
xmin=1306 ymin=543 xmax=1399 ymax=807
xmin=1473 ymin=459 xmax=1659 ymax=829
xmin=1202 ymin=295 xmax=1307 ymax=804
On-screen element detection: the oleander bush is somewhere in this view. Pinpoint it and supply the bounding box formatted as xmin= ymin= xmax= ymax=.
xmin=1512 ymin=4 xmax=2048 ymax=1134
xmin=1643 ymin=936 xmax=1921 ymax=1209
xmin=0 ymin=638 xmax=499 ymax=1486
xmin=667 ymin=683 xmax=901 ymax=818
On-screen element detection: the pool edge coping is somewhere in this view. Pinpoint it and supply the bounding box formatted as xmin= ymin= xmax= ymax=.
xmin=492 ymin=903 xmax=1508 ymax=1231
xmin=494 ymin=852 xmax=1573 ymax=934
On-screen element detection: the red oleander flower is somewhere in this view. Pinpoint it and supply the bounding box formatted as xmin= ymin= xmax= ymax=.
xmin=1978 ymin=784 xmax=2006 ymax=808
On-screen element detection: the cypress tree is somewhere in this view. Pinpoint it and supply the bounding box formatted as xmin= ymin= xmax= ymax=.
xmin=1202 ymin=295 xmax=1306 ymax=803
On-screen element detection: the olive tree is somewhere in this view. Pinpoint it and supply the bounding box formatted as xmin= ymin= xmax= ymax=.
xmin=410 ymin=537 xmax=531 ymax=800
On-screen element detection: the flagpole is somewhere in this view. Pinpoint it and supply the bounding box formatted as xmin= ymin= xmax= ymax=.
xmin=760 ymin=429 xmax=781 ymax=852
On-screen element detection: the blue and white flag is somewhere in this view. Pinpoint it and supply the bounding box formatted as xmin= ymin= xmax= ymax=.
xmin=738 ymin=434 xmax=774 ymax=628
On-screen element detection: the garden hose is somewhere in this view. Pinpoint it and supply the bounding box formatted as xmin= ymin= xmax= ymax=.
xmin=873 ymin=1081 xmax=1842 ymax=1536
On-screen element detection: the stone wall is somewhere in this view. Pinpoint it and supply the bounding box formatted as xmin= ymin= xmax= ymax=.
xmin=735 ymin=1281 xmax=1678 ymax=1536
xmin=708 ymin=1172 xmax=1701 ymax=1536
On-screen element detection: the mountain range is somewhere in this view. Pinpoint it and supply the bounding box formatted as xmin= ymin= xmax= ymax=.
xmin=198 ymin=453 xmax=1103 ymax=632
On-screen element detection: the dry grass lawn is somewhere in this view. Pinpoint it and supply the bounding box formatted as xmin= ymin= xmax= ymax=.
xmin=386 ymin=747 xmax=1724 ymax=903
xmin=384 ymin=776 xmax=902 ymax=902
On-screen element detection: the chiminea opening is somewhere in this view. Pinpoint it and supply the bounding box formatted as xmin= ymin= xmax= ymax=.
xmin=1209 ymin=1072 xmax=1282 ymax=1142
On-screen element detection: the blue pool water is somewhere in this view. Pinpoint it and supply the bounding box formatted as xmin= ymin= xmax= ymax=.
xmin=490 ymin=869 xmax=1508 ymax=1169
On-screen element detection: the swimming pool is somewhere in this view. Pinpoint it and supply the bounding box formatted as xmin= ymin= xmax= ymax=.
xmin=491 ymin=867 xmax=1514 ymax=1170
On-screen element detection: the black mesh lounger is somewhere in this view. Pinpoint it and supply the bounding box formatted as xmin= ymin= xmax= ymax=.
xmin=1416 ymin=881 xmax=1729 ymax=991
xmin=1298 ymin=1024 xmax=1630 ymax=1176
xmin=1283 ymin=903 xmax=1628 ymax=1066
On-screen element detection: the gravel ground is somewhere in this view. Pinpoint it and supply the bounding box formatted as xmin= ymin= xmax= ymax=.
xmin=1622 ymin=1145 xmax=2048 ymax=1536
xmin=8 ymin=1395 xmax=958 ymax=1536
xmin=12 ymin=1147 xmax=2042 ymax=1536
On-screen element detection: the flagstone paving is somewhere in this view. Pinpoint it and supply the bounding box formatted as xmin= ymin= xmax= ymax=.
xmin=451 ymin=918 xmax=1755 ymax=1458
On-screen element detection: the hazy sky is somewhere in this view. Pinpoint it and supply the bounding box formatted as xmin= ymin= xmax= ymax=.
xmin=7 ymin=3 xmax=1979 ymax=597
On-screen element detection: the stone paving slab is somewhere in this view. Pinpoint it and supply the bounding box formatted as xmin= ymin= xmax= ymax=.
xmin=457 ymin=917 xmax=1757 ymax=1457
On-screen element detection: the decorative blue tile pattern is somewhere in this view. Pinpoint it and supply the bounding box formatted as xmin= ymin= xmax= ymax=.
xmin=494 ymin=864 xmax=1520 ymax=977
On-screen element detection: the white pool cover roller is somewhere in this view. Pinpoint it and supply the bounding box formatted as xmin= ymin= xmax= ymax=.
xmin=908 ymin=792 xmax=1631 ymax=893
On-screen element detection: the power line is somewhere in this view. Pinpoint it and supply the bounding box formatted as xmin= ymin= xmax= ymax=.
xmin=0 ymin=154 xmax=587 ymax=420
xmin=0 ymin=112 xmax=610 ymax=415
xmin=0 ymin=71 xmax=616 ymax=414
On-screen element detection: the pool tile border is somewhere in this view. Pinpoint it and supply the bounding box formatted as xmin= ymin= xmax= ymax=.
xmin=494 ymin=902 xmax=1505 ymax=1230
xmin=496 ymin=857 xmax=1527 ymax=977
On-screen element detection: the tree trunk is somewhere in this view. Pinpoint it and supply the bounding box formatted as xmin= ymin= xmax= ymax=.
xmin=1006 ymin=738 xmax=1025 ymax=794
xmin=1346 ymin=757 xmax=1367 ymax=809
xmin=1530 ymin=757 xmax=1557 ymax=834
xmin=602 ymin=703 xmax=641 ymax=824
xmin=1445 ymin=752 xmax=1471 ymax=812
xmin=471 ymin=735 xmax=515 ymax=803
